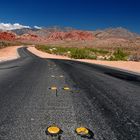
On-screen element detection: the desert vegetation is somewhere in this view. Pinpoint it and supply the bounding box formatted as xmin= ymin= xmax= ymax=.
xmin=0 ymin=41 xmax=21 ymax=49
xmin=36 ymin=45 xmax=129 ymax=61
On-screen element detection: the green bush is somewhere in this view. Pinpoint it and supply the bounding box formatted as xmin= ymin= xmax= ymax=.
xmin=87 ymin=48 xmax=109 ymax=54
xmin=70 ymin=48 xmax=89 ymax=59
xmin=110 ymin=49 xmax=128 ymax=61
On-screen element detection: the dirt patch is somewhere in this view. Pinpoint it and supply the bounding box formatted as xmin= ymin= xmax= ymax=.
xmin=0 ymin=46 xmax=21 ymax=62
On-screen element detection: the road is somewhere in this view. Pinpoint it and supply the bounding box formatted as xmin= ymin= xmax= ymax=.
xmin=0 ymin=47 xmax=140 ymax=140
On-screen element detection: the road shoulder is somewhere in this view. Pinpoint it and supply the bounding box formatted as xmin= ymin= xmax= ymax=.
xmin=28 ymin=46 xmax=140 ymax=74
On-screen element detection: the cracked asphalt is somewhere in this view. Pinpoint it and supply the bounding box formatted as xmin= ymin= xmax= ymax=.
xmin=0 ymin=47 xmax=140 ymax=140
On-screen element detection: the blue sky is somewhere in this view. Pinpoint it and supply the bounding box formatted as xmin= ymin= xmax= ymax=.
xmin=0 ymin=0 xmax=140 ymax=33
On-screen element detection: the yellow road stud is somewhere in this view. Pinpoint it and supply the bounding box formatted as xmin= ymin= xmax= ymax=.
xmin=50 ymin=87 xmax=57 ymax=90
xmin=45 ymin=125 xmax=63 ymax=137
xmin=63 ymin=87 xmax=70 ymax=90
xmin=47 ymin=126 xmax=60 ymax=135
xmin=75 ymin=127 xmax=89 ymax=136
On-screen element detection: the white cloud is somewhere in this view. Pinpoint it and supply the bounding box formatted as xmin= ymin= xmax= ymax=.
xmin=0 ymin=23 xmax=30 ymax=30
xmin=34 ymin=26 xmax=42 ymax=29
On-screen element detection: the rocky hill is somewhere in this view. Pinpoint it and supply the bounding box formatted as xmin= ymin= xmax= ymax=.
xmin=0 ymin=32 xmax=16 ymax=41
xmin=47 ymin=31 xmax=94 ymax=41
xmin=93 ymin=27 xmax=138 ymax=39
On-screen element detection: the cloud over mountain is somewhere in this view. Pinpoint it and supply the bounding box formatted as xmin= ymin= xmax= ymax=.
xmin=0 ymin=23 xmax=30 ymax=30
xmin=34 ymin=26 xmax=42 ymax=29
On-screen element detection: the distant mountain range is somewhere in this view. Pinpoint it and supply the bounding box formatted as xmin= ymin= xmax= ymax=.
xmin=11 ymin=26 xmax=139 ymax=40
xmin=0 ymin=26 xmax=140 ymax=46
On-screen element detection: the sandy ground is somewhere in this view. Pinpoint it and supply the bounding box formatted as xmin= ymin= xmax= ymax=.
xmin=28 ymin=47 xmax=140 ymax=74
xmin=0 ymin=46 xmax=20 ymax=62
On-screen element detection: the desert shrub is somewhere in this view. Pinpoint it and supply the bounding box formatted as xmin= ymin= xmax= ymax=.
xmin=110 ymin=48 xmax=128 ymax=61
xmin=0 ymin=41 xmax=21 ymax=49
xmin=36 ymin=45 xmax=131 ymax=61
xmin=128 ymin=54 xmax=140 ymax=62
xmin=87 ymin=48 xmax=109 ymax=54
xmin=70 ymin=48 xmax=89 ymax=59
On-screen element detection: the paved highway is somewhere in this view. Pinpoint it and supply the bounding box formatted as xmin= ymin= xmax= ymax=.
xmin=0 ymin=47 xmax=140 ymax=140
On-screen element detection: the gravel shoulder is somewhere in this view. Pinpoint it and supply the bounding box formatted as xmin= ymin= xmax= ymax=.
xmin=28 ymin=46 xmax=140 ymax=74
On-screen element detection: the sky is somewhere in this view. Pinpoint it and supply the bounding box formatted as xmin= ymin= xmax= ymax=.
xmin=0 ymin=0 xmax=140 ymax=33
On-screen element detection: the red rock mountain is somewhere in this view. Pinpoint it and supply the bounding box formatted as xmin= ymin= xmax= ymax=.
xmin=48 ymin=31 xmax=94 ymax=41
xmin=0 ymin=32 xmax=16 ymax=41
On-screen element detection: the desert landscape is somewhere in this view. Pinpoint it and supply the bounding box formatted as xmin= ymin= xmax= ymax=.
xmin=0 ymin=26 xmax=140 ymax=61
xmin=0 ymin=26 xmax=140 ymax=73
xmin=1 ymin=0 xmax=140 ymax=139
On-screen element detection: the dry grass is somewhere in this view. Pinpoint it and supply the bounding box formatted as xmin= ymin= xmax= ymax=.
xmin=0 ymin=40 xmax=22 ymax=49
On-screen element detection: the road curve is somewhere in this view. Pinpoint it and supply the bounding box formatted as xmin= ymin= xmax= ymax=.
xmin=0 ymin=47 xmax=140 ymax=140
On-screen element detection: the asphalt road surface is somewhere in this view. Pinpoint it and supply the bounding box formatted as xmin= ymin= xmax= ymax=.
xmin=0 ymin=47 xmax=140 ymax=140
